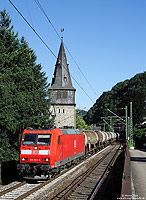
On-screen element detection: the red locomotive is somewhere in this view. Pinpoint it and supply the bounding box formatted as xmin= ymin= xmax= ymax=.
xmin=17 ymin=128 xmax=118 ymax=179
xmin=17 ymin=128 xmax=85 ymax=179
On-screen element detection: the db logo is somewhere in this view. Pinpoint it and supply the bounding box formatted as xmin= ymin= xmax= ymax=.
xmin=33 ymin=150 xmax=38 ymax=155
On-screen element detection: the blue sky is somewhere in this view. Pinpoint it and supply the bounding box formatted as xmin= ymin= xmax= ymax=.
xmin=1 ymin=0 xmax=146 ymax=110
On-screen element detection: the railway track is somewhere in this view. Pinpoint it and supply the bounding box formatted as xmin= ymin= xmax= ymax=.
xmin=0 ymin=144 xmax=122 ymax=200
xmin=0 ymin=181 xmax=26 ymax=196
xmin=52 ymin=144 xmax=121 ymax=200
xmin=0 ymin=181 xmax=42 ymax=200
xmin=0 ymin=163 xmax=78 ymax=200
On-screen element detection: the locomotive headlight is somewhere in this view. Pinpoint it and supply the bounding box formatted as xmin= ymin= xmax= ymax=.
xmin=43 ymin=158 xmax=49 ymax=162
xmin=21 ymin=158 xmax=28 ymax=161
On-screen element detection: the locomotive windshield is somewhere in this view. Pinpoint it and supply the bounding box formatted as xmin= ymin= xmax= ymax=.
xmin=22 ymin=133 xmax=51 ymax=145
xmin=22 ymin=134 xmax=37 ymax=145
xmin=37 ymin=134 xmax=51 ymax=145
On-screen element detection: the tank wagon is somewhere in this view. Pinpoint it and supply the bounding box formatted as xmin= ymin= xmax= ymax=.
xmin=17 ymin=128 xmax=118 ymax=179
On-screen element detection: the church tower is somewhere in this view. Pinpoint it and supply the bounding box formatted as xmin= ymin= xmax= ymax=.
xmin=49 ymin=40 xmax=76 ymax=128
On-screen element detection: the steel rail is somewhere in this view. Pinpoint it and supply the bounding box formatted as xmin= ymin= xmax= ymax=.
xmin=0 ymin=145 xmax=118 ymax=199
xmin=51 ymin=145 xmax=119 ymax=200
xmin=15 ymin=150 xmax=94 ymax=200
xmin=0 ymin=181 xmax=26 ymax=197
xmin=15 ymin=145 xmax=112 ymax=199
xmin=89 ymin=145 xmax=121 ymax=200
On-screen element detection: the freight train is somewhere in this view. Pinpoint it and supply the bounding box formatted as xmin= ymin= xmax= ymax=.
xmin=17 ymin=128 xmax=119 ymax=179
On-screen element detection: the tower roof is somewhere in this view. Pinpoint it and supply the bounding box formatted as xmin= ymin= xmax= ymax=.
xmin=49 ymin=40 xmax=75 ymax=90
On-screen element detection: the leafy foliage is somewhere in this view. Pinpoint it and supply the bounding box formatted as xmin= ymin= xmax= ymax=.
xmin=76 ymin=109 xmax=87 ymax=117
xmin=76 ymin=109 xmax=91 ymax=130
xmin=0 ymin=10 xmax=53 ymax=162
xmin=133 ymin=125 xmax=146 ymax=148
xmin=84 ymin=72 xmax=146 ymax=132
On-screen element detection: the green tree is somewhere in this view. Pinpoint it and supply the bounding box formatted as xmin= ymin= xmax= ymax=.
xmin=76 ymin=110 xmax=91 ymax=130
xmin=76 ymin=109 xmax=87 ymax=118
xmin=84 ymin=72 xmax=146 ymax=129
xmin=118 ymin=90 xmax=146 ymax=125
xmin=0 ymin=10 xmax=53 ymax=162
xmin=133 ymin=125 xmax=146 ymax=148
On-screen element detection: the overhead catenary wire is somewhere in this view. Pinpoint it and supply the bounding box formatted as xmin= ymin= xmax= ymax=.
xmin=8 ymin=0 xmax=95 ymax=104
xmin=34 ymin=0 xmax=98 ymax=97
xmin=34 ymin=0 xmax=61 ymax=40
xmin=8 ymin=0 xmax=57 ymax=58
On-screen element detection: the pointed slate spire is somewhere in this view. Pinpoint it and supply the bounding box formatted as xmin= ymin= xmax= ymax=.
xmin=50 ymin=40 xmax=75 ymax=89
xmin=49 ymin=40 xmax=76 ymax=127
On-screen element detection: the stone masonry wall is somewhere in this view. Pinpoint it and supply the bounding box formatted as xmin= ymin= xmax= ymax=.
xmin=50 ymin=105 xmax=75 ymax=128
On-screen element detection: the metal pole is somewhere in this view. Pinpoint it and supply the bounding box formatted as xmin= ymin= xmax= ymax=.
xmin=104 ymin=123 xmax=106 ymax=131
xmin=130 ymin=102 xmax=134 ymax=148
xmin=128 ymin=117 xmax=130 ymax=141
xmin=110 ymin=117 xmax=114 ymax=132
xmin=103 ymin=119 xmax=113 ymax=131
xmin=125 ymin=106 xmax=128 ymax=140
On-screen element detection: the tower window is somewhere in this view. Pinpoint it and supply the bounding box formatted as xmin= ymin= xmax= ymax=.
xmin=64 ymin=76 xmax=67 ymax=82
xmin=63 ymin=109 xmax=65 ymax=113
xmin=62 ymin=91 xmax=67 ymax=98
xmin=59 ymin=109 xmax=60 ymax=113
xmin=57 ymin=91 xmax=67 ymax=99
xmin=57 ymin=91 xmax=61 ymax=99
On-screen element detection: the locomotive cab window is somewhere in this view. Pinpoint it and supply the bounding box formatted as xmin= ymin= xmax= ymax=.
xmin=22 ymin=134 xmax=37 ymax=145
xmin=37 ymin=134 xmax=51 ymax=145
